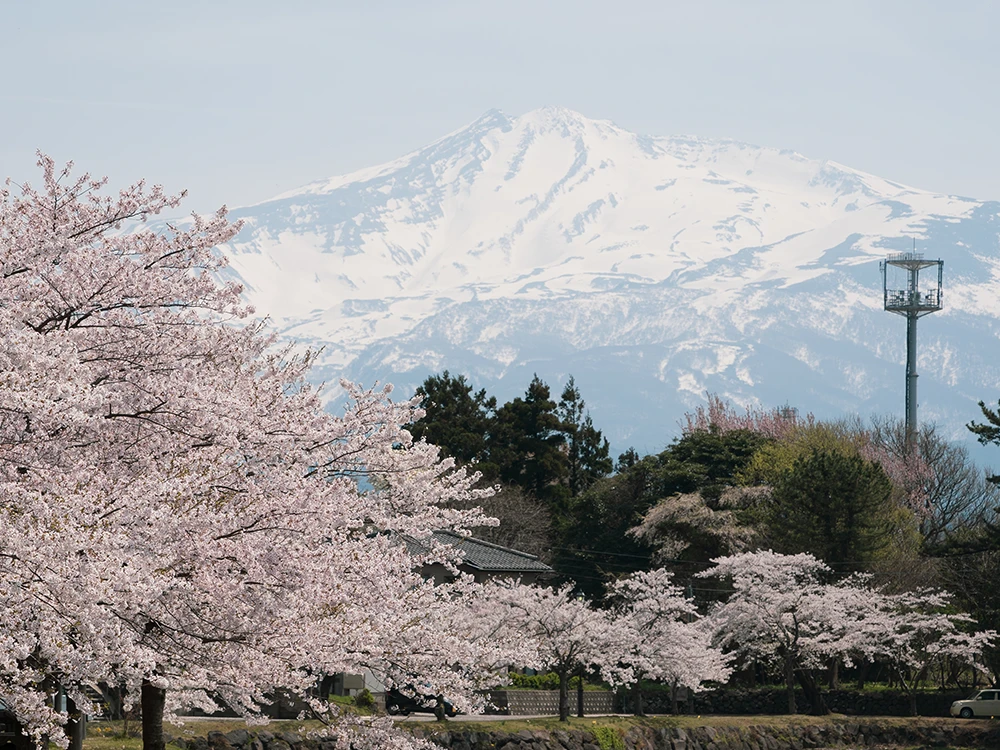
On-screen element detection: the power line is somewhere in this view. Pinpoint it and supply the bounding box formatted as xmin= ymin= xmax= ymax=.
xmin=547 ymin=545 xmax=977 ymax=580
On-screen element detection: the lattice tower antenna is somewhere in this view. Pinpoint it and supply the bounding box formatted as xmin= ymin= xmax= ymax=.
xmin=880 ymin=245 xmax=943 ymax=452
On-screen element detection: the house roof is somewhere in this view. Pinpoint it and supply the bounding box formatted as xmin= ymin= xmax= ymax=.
xmin=405 ymin=530 xmax=553 ymax=574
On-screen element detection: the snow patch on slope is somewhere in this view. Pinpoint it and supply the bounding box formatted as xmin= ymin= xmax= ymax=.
xmin=213 ymin=107 xmax=1000 ymax=459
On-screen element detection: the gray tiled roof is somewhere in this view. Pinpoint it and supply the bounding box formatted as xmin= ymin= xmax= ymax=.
xmin=405 ymin=530 xmax=552 ymax=573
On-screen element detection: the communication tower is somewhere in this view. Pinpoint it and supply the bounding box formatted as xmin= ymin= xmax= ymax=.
xmin=880 ymin=250 xmax=943 ymax=451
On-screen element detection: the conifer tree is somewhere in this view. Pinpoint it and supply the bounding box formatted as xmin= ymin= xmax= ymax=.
xmin=490 ymin=375 xmax=568 ymax=504
xmin=754 ymin=442 xmax=915 ymax=569
xmin=409 ymin=370 xmax=497 ymax=472
xmin=557 ymin=377 xmax=612 ymax=498
xmin=969 ymin=398 xmax=1000 ymax=485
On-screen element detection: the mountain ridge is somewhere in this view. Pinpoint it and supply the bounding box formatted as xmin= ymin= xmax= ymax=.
xmin=215 ymin=108 xmax=1000 ymax=461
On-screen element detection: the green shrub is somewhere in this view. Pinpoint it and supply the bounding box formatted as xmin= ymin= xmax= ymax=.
xmin=591 ymin=726 xmax=625 ymax=750
xmin=507 ymin=672 xmax=562 ymax=690
xmin=505 ymin=672 xmax=603 ymax=691
xmin=327 ymin=689 xmax=375 ymax=715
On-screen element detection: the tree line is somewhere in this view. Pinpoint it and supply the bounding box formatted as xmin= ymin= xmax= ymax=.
xmin=410 ymin=375 xmax=1000 ymax=689
xmin=408 ymin=371 xmax=613 ymax=506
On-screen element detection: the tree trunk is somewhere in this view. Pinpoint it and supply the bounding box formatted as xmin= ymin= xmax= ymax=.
xmin=670 ymin=680 xmax=679 ymax=715
xmin=558 ymin=671 xmax=569 ymax=722
xmin=856 ymin=658 xmax=870 ymax=690
xmin=576 ymin=674 xmax=584 ymax=718
xmin=141 ymin=679 xmax=167 ymax=750
xmin=65 ymin=696 xmax=84 ymax=750
xmin=784 ymin=655 xmax=797 ymax=714
xmin=828 ymin=658 xmax=839 ymax=690
xmin=893 ymin=667 xmax=919 ymax=717
xmin=631 ymin=681 xmax=644 ymax=717
xmin=795 ymin=668 xmax=830 ymax=716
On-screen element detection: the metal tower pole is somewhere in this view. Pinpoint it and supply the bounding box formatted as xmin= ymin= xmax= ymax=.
xmin=881 ymin=252 xmax=942 ymax=457
xmin=905 ymin=310 xmax=918 ymax=452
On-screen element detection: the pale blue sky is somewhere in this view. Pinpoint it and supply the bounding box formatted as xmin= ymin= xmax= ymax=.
xmin=3 ymin=1 xmax=998 ymax=212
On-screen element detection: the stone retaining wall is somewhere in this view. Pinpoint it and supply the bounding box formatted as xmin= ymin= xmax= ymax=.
xmin=176 ymin=719 xmax=1000 ymax=750
xmin=418 ymin=721 xmax=1000 ymax=750
xmin=622 ymin=688 xmax=969 ymax=717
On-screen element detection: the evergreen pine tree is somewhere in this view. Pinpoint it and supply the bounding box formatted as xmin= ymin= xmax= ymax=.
xmin=490 ymin=375 xmax=568 ymax=504
xmin=766 ymin=447 xmax=899 ymax=569
xmin=557 ymin=377 xmax=612 ymax=498
xmin=409 ymin=371 xmax=497 ymax=474
xmin=969 ymin=398 xmax=1000 ymax=485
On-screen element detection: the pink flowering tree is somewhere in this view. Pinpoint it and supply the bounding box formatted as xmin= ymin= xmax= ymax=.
xmin=699 ymin=551 xmax=846 ymax=715
xmin=835 ymin=584 xmax=996 ymax=716
xmin=681 ymin=393 xmax=814 ymax=441
xmin=1 ymin=154 xmax=257 ymax=745
xmin=0 ymin=156 xmax=515 ymax=750
xmin=701 ymin=551 xmax=997 ymax=717
xmin=605 ymin=569 xmax=731 ymax=715
xmin=356 ymin=570 xmax=541 ymax=720
xmin=493 ymin=583 xmax=626 ymax=722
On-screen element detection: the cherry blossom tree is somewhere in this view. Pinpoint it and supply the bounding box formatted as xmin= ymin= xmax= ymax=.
xmin=0 ymin=155 xmax=512 ymax=750
xmin=833 ymin=583 xmax=996 ymax=715
xmin=699 ymin=551 xmax=844 ymax=715
xmin=701 ymin=551 xmax=997 ymax=717
xmin=354 ymin=569 xmax=541 ymax=720
xmin=681 ymin=393 xmax=814 ymax=441
xmin=1 ymin=154 xmax=257 ymax=745
xmin=630 ymin=489 xmax=760 ymax=561
xmin=605 ymin=569 xmax=731 ymax=716
xmin=493 ymin=583 xmax=625 ymax=721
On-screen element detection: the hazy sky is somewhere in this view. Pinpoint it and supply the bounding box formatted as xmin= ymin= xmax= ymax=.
xmin=3 ymin=1 xmax=998 ymax=213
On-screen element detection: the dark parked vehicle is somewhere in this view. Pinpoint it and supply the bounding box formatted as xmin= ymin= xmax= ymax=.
xmin=0 ymin=702 xmax=29 ymax=750
xmin=384 ymin=688 xmax=457 ymax=717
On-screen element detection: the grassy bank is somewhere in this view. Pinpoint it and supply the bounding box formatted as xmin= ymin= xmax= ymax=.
xmin=85 ymin=719 xmax=322 ymax=750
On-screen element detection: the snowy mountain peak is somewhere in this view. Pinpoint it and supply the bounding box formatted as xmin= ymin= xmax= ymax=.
xmin=217 ymin=109 xmax=1000 ymax=460
xmin=228 ymin=106 xmax=941 ymax=314
xmin=515 ymin=105 xmax=612 ymax=131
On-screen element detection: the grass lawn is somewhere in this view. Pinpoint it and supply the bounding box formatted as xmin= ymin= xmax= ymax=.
xmin=84 ymin=719 xmax=325 ymax=750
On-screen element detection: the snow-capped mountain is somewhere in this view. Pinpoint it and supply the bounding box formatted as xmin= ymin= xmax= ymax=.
xmin=219 ymin=107 xmax=1000 ymax=460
